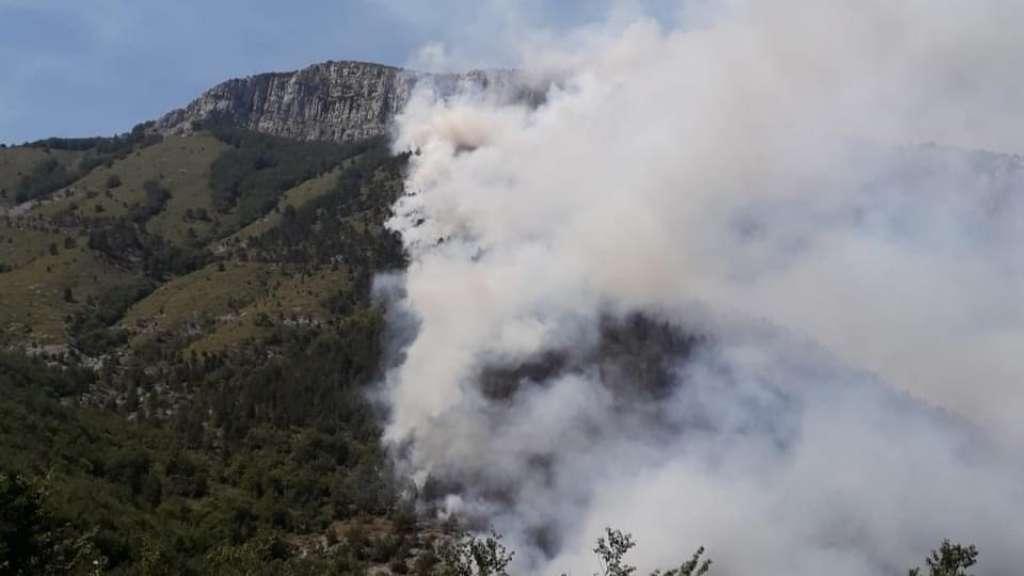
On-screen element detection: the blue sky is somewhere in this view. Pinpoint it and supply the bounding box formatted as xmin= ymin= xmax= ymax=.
xmin=0 ymin=1 xmax=675 ymax=144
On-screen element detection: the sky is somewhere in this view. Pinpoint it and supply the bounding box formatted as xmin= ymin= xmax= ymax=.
xmin=0 ymin=0 xmax=674 ymax=145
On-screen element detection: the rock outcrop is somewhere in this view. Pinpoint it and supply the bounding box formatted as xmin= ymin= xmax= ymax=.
xmin=155 ymin=61 xmax=525 ymax=143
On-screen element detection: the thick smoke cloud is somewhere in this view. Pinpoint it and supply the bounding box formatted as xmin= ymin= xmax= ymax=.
xmin=381 ymin=1 xmax=1024 ymax=574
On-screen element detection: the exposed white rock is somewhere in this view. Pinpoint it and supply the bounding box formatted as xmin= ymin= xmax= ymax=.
xmin=155 ymin=61 xmax=529 ymax=143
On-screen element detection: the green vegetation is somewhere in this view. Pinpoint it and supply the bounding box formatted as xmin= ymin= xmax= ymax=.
xmin=0 ymin=470 xmax=107 ymax=575
xmin=240 ymin=144 xmax=409 ymax=270
xmin=32 ymin=122 xmax=164 ymax=174
xmin=86 ymin=218 xmax=208 ymax=281
xmin=0 ymin=125 xmax=417 ymax=573
xmin=35 ymin=134 xmax=222 ymax=226
xmin=14 ymin=157 xmax=78 ymax=203
xmin=206 ymin=125 xmax=383 ymax=227
xmin=129 ymin=180 xmax=171 ymax=224
xmin=0 ymin=243 xmax=139 ymax=344
xmin=24 ymin=122 xmax=161 ymax=153
xmin=69 ymin=279 xmax=154 ymax=356
xmin=0 ymin=226 xmax=70 ymax=270
xmin=400 ymin=527 xmax=979 ymax=576
xmin=0 ymin=123 xmax=406 ymax=349
xmin=0 ymin=324 xmax=399 ymax=573
xmin=9 ymin=123 xmax=165 ymax=205
xmin=225 ymin=168 xmax=341 ymax=243
xmin=0 ymin=147 xmax=84 ymax=208
xmin=908 ymin=540 xmax=979 ymax=576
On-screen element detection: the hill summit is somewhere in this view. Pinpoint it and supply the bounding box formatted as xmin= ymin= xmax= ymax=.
xmin=155 ymin=60 xmax=521 ymax=143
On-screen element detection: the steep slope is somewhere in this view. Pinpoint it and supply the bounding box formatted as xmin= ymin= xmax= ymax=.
xmin=0 ymin=58 xmax=484 ymax=574
xmin=155 ymin=60 xmax=522 ymax=143
xmin=0 ymin=127 xmax=401 ymax=349
xmin=0 ymin=123 xmax=416 ymax=572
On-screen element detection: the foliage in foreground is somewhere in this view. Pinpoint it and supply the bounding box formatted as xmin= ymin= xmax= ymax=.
xmin=425 ymin=527 xmax=977 ymax=576
xmin=0 ymin=471 xmax=983 ymax=576
xmin=908 ymin=540 xmax=978 ymax=576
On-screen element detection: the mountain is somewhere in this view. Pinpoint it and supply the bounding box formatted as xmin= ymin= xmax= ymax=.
xmin=155 ymin=60 xmax=523 ymax=143
xmin=0 ymin=61 xmax=443 ymax=574
xmin=0 ymin=58 xmax=1000 ymax=576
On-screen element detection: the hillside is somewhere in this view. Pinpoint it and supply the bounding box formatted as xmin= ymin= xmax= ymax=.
xmin=0 ymin=58 xmax=535 ymax=356
xmin=0 ymin=85 xmax=424 ymax=572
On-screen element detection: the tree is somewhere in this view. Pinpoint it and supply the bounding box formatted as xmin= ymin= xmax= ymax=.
xmin=909 ymin=540 xmax=979 ymax=576
xmin=432 ymin=528 xmax=710 ymax=576
xmin=0 ymin=470 xmax=106 ymax=575
xmin=593 ymin=528 xmax=710 ymax=576
xmin=650 ymin=548 xmax=711 ymax=576
xmin=434 ymin=531 xmax=513 ymax=576
xmin=0 ymin=470 xmax=49 ymax=574
xmin=594 ymin=529 xmax=636 ymax=576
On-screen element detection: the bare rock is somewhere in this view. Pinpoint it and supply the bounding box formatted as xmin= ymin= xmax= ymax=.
xmin=155 ymin=61 xmax=528 ymax=143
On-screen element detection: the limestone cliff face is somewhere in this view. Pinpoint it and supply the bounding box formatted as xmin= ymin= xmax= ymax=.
xmin=156 ymin=61 xmax=524 ymax=143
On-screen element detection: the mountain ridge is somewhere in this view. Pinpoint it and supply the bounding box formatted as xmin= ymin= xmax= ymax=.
xmin=155 ymin=60 xmax=523 ymax=143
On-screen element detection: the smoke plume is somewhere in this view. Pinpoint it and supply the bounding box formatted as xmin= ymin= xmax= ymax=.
xmin=381 ymin=2 xmax=1024 ymax=574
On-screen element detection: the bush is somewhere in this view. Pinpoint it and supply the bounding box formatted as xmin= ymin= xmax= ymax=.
xmin=909 ymin=540 xmax=979 ymax=576
xmin=129 ymin=180 xmax=171 ymax=222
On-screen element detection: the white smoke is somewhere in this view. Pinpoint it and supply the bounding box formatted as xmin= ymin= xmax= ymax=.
xmin=382 ymin=2 xmax=1024 ymax=574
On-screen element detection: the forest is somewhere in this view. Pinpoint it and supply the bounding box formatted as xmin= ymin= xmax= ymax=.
xmin=1 ymin=125 xmax=417 ymax=574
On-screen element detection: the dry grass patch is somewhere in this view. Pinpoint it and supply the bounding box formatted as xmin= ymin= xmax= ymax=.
xmin=34 ymin=135 xmax=227 ymax=235
xmin=187 ymin=266 xmax=350 ymax=353
xmin=0 ymin=245 xmax=135 ymax=345
xmin=0 ymin=147 xmax=84 ymax=208
xmin=0 ymin=222 xmax=78 ymax=270
xmin=121 ymin=260 xmax=274 ymax=343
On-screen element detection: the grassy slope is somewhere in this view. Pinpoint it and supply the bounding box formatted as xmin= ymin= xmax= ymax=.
xmin=121 ymin=259 xmax=352 ymax=354
xmin=34 ymin=134 xmax=228 ymax=235
xmin=0 ymin=244 xmax=136 ymax=344
xmin=188 ymin=266 xmax=351 ymax=353
xmin=1 ymin=128 xmax=397 ymax=351
xmin=225 ymin=167 xmax=342 ymax=244
xmin=116 ymin=154 xmax=361 ymax=353
xmin=0 ymin=224 xmax=74 ymax=269
xmin=121 ymin=260 xmax=275 ymax=343
xmin=0 ymin=147 xmax=84 ymax=208
xmin=0 ymin=132 xmax=351 ymax=348
xmin=143 ymin=134 xmax=232 ymax=244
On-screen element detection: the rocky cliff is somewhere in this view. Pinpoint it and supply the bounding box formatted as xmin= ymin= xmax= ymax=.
xmin=155 ymin=60 xmax=524 ymax=143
